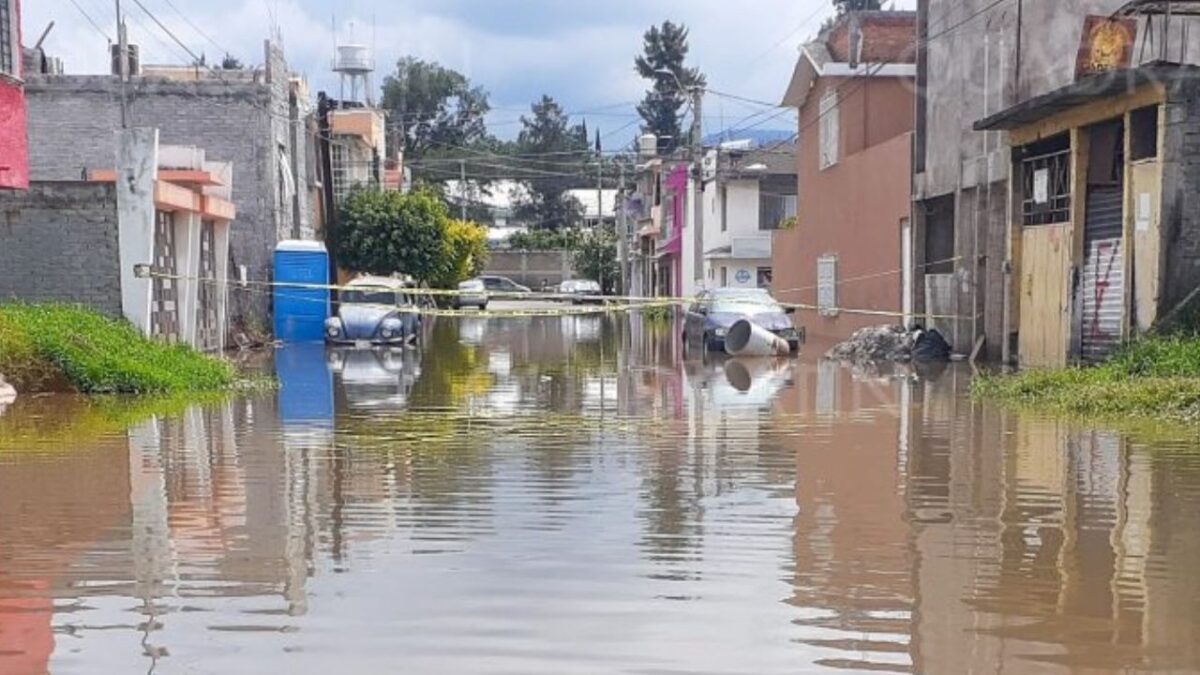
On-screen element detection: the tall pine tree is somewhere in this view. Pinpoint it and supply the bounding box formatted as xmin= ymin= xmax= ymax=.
xmin=634 ymin=21 xmax=706 ymax=155
xmin=514 ymin=95 xmax=589 ymax=230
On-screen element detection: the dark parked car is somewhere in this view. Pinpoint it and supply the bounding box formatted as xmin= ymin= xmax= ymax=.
xmin=683 ymin=288 xmax=800 ymax=353
xmin=479 ymin=275 xmax=531 ymax=294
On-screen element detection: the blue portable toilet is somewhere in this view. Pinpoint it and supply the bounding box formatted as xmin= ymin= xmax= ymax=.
xmin=274 ymin=240 xmax=330 ymax=342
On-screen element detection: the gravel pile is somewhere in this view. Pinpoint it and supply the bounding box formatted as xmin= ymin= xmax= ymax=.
xmin=825 ymin=325 xmax=953 ymax=364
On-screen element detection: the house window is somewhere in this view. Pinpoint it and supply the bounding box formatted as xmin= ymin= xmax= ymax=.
xmin=1019 ymin=134 xmax=1071 ymax=226
xmin=1130 ymin=106 xmax=1159 ymax=161
xmin=720 ymin=267 xmax=728 ymax=287
xmin=759 ymin=192 xmax=798 ymax=230
xmin=819 ymin=89 xmax=839 ymax=170
xmin=330 ymin=143 xmax=350 ymax=205
xmin=0 ymin=0 xmax=14 ymax=77
xmin=817 ymin=254 xmax=838 ymax=316
xmin=757 ymin=267 xmax=773 ymax=290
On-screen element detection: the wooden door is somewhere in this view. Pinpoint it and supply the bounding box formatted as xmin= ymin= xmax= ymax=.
xmin=1018 ymin=224 xmax=1073 ymax=368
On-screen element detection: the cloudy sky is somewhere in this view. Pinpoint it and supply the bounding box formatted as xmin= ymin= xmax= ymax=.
xmin=26 ymin=0 xmax=913 ymax=144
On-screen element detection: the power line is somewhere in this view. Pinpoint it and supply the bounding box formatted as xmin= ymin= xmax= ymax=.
xmin=128 ymin=0 xmax=221 ymax=74
xmin=67 ymin=0 xmax=113 ymax=41
xmin=157 ymin=0 xmax=242 ymax=64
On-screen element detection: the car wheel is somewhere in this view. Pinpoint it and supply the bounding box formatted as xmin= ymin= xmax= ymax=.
xmin=481 ymin=302 xmax=488 ymax=311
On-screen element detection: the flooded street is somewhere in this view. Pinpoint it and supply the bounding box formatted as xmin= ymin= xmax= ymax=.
xmin=2 ymin=315 xmax=1200 ymax=674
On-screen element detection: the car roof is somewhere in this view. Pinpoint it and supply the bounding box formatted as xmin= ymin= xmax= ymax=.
xmin=710 ymin=287 xmax=771 ymax=297
xmin=346 ymin=275 xmax=409 ymax=290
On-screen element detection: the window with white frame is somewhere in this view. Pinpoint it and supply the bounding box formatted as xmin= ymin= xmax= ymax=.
xmin=819 ymin=89 xmax=839 ymax=170
xmin=0 ymin=0 xmax=15 ymax=78
xmin=817 ymin=254 xmax=838 ymax=316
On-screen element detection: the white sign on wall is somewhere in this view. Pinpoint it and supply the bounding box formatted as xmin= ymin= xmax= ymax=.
xmin=817 ymin=254 xmax=839 ymax=316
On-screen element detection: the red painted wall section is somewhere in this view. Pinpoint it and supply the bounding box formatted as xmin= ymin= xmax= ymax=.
xmin=0 ymin=81 xmax=29 ymax=190
xmin=0 ymin=0 xmax=28 ymax=190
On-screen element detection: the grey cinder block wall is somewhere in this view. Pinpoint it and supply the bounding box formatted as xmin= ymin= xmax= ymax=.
xmin=24 ymin=41 xmax=313 ymax=338
xmin=0 ymin=183 xmax=123 ymax=316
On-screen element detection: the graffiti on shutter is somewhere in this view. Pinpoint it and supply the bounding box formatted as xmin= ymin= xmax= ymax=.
xmin=1080 ymin=186 xmax=1124 ymax=362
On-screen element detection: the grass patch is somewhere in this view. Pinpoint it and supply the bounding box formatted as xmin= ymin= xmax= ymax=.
xmin=638 ymin=304 xmax=676 ymax=322
xmin=974 ymin=336 xmax=1200 ymax=425
xmin=0 ymin=304 xmax=242 ymax=395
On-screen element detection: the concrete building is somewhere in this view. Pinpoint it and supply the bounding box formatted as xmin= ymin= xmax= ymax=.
xmin=0 ymin=0 xmax=27 ymax=190
xmin=700 ymin=142 xmax=797 ymax=290
xmin=776 ymin=11 xmax=917 ymax=342
xmin=0 ymin=131 xmax=237 ymax=351
xmin=913 ymin=0 xmax=1200 ymax=361
xmin=23 ymin=40 xmax=313 ymax=337
xmin=629 ymin=160 xmax=693 ymax=298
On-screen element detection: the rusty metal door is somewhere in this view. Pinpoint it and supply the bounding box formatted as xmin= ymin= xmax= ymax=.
xmin=151 ymin=211 xmax=180 ymax=343
xmin=196 ymin=220 xmax=220 ymax=352
xmin=1079 ymin=186 xmax=1125 ymax=362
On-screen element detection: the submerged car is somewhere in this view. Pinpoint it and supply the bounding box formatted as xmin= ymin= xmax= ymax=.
xmin=454 ymin=279 xmax=488 ymax=310
xmin=325 ymin=276 xmax=421 ymax=346
xmin=683 ymin=287 xmax=801 ymax=353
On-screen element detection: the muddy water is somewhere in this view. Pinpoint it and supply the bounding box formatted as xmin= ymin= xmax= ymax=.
xmin=2 ymin=315 xmax=1200 ymax=674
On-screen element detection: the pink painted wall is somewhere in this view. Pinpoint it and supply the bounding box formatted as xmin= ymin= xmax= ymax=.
xmin=0 ymin=0 xmax=27 ymax=190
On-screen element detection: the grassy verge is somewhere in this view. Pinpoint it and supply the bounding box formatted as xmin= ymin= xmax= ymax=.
xmin=0 ymin=304 xmax=242 ymax=395
xmin=973 ymin=336 xmax=1200 ymax=425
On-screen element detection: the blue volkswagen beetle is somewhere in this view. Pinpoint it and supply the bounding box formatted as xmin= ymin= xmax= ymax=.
xmin=683 ymin=287 xmax=801 ymax=353
xmin=325 ymin=276 xmax=422 ymax=346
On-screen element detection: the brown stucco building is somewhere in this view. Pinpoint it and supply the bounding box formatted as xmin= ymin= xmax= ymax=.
xmin=774 ymin=12 xmax=917 ymax=342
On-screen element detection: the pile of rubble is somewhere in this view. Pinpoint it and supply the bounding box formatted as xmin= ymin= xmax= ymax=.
xmin=825 ymin=325 xmax=952 ymax=364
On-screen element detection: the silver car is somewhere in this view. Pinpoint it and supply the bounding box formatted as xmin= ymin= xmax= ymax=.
xmin=325 ymin=276 xmax=421 ymax=346
xmin=454 ymin=279 xmax=488 ymax=310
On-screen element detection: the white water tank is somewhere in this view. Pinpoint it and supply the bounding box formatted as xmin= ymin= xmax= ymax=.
xmin=638 ymin=133 xmax=658 ymax=159
xmin=335 ymin=44 xmax=372 ymax=74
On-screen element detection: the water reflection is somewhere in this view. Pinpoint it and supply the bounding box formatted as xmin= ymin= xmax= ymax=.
xmin=0 ymin=315 xmax=1198 ymax=673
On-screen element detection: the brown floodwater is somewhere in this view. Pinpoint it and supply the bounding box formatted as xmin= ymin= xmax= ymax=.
xmin=2 ymin=314 xmax=1200 ymax=674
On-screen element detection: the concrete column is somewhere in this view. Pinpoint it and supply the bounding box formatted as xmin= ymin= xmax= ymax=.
xmin=175 ymin=212 xmax=201 ymax=347
xmin=214 ymin=221 xmax=231 ymax=350
xmin=116 ymin=128 xmax=159 ymax=336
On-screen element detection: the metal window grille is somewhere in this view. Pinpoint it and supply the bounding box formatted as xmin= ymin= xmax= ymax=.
xmin=1021 ymin=147 xmax=1072 ymax=226
xmin=331 ymin=143 xmax=350 ymax=205
xmin=819 ymin=90 xmax=839 ymax=170
xmin=817 ymin=254 xmax=838 ymax=316
xmin=0 ymin=1 xmax=12 ymax=76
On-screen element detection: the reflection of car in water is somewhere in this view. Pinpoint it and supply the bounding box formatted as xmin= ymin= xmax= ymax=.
xmin=684 ymin=354 xmax=793 ymax=407
xmin=326 ymin=347 xmax=421 ymax=411
xmin=683 ymin=288 xmax=800 ymax=353
xmin=325 ymin=275 xmax=421 ymax=346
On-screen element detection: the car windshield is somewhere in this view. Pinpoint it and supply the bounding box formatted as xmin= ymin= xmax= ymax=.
xmin=342 ymin=289 xmax=398 ymax=306
xmin=710 ymin=290 xmax=781 ymax=316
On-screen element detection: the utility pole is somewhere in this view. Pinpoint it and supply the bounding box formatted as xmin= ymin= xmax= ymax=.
xmin=115 ymin=0 xmax=129 ymax=128
xmin=690 ymin=85 xmax=704 ymax=295
xmin=617 ymin=163 xmax=627 ymax=295
xmin=459 ymin=159 xmax=467 ymax=221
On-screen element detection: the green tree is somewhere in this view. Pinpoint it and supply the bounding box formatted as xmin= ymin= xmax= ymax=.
xmin=572 ymin=227 xmax=620 ymax=294
xmin=634 ymin=21 xmax=706 ymax=155
xmin=381 ymin=57 xmax=491 ymax=160
xmin=834 ymin=0 xmax=883 ymax=13
xmin=334 ymin=189 xmax=450 ymax=284
xmin=430 ymin=219 xmax=490 ymax=289
xmin=514 ymin=95 xmax=590 ymax=230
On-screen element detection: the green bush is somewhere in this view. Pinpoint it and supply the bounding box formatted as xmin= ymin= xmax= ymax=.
xmin=973 ymin=336 xmax=1200 ymax=424
xmin=0 ymin=304 xmax=237 ymax=395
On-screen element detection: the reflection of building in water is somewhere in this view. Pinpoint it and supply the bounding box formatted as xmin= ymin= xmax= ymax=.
xmin=906 ymin=371 xmax=1200 ymax=673
xmin=777 ymin=360 xmax=916 ymax=673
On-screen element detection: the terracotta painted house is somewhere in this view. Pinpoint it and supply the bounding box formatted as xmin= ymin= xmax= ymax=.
xmin=774 ymin=11 xmax=917 ymax=343
xmin=0 ymin=0 xmax=27 ymax=190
